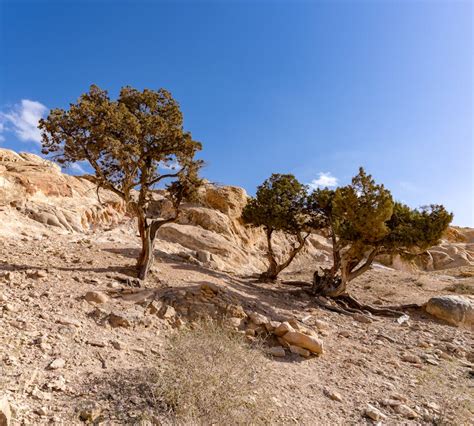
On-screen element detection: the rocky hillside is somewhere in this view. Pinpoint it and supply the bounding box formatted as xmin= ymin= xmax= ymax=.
xmin=0 ymin=148 xmax=472 ymax=276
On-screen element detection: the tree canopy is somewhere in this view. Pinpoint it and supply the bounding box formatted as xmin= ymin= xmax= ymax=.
xmin=309 ymin=168 xmax=453 ymax=297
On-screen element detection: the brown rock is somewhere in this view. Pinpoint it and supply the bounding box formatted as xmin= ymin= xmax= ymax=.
xmin=249 ymin=312 xmax=268 ymax=326
xmin=84 ymin=291 xmax=109 ymax=304
xmin=394 ymin=404 xmax=418 ymax=419
xmin=146 ymin=301 xmax=161 ymax=315
xmin=425 ymin=295 xmax=474 ymax=328
xmin=401 ymin=354 xmax=422 ymax=364
xmin=158 ymin=305 xmax=177 ymax=320
xmin=47 ymin=358 xmax=66 ymax=370
xmin=277 ymin=336 xmax=290 ymax=348
xmin=200 ymin=282 xmax=219 ymax=294
xmin=289 ymin=345 xmax=311 ymax=358
xmin=324 ymin=389 xmax=343 ymax=402
xmin=282 ymin=331 xmax=323 ymax=354
xmin=267 ymin=346 xmax=286 ymax=357
xmin=264 ymin=320 xmax=281 ymax=333
xmin=365 ymin=404 xmax=387 ymax=421
xmin=110 ymin=340 xmax=123 ymax=350
xmin=27 ymin=269 xmax=48 ymax=280
xmin=274 ymin=321 xmax=294 ymax=337
xmin=108 ymin=313 xmax=131 ymax=328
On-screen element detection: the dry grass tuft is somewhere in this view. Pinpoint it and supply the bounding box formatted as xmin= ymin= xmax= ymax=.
xmin=153 ymin=320 xmax=276 ymax=425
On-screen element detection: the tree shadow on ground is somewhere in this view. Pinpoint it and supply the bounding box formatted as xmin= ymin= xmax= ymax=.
xmin=0 ymin=261 xmax=136 ymax=277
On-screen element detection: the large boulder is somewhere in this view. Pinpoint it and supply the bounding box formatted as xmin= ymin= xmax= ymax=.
xmin=425 ymin=295 xmax=474 ymax=328
xmin=281 ymin=331 xmax=324 ymax=354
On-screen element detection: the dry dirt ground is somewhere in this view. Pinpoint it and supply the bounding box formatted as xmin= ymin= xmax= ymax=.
xmin=1 ymin=223 xmax=473 ymax=425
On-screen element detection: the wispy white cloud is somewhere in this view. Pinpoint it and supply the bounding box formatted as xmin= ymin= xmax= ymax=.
xmin=308 ymin=172 xmax=338 ymax=190
xmin=0 ymin=99 xmax=48 ymax=144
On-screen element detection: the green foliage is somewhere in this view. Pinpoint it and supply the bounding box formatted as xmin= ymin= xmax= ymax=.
xmin=332 ymin=167 xmax=393 ymax=244
xmin=309 ymin=168 xmax=452 ymax=259
xmin=39 ymin=84 xmax=202 ymax=205
xmin=242 ymin=173 xmax=308 ymax=233
xmin=384 ymin=203 xmax=453 ymax=251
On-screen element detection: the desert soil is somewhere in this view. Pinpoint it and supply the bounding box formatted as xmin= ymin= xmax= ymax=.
xmin=1 ymin=222 xmax=473 ymax=425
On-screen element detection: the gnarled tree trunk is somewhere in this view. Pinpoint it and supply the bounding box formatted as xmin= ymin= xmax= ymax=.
xmin=312 ymin=247 xmax=379 ymax=297
xmin=260 ymin=228 xmax=308 ymax=281
xmin=136 ymin=211 xmax=177 ymax=280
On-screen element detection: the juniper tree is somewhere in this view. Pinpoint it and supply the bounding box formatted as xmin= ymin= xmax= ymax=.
xmin=308 ymin=168 xmax=452 ymax=305
xmin=39 ymin=85 xmax=202 ymax=280
xmin=242 ymin=174 xmax=314 ymax=281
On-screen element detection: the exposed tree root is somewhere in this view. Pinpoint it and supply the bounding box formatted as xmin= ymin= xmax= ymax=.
xmin=312 ymin=296 xmax=355 ymax=316
xmin=336 ymin=294 xmax=404 ymax=317
xmin=382 ymin=303 xmax=425 ymax=311
xmin=312 ymin=292 xmax=425 ymax=320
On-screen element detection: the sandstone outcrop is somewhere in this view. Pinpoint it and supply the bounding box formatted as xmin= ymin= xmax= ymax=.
xmin=0 ymin=149 xmax=125 ymax=235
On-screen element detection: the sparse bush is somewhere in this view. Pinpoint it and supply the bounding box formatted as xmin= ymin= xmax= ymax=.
xmin=154 ymin=321 xmax=275 ymax=425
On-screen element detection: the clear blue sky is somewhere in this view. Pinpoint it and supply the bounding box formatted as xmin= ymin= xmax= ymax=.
xmin=0 ymin=0 xmax=472 ymax=226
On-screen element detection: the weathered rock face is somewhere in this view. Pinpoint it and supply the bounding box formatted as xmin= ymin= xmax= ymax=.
xmin=425 ymin=295 xmax=474 ymax=328
xmin=0 ymin=149 xmax=126 ymax=235
xmin=199 ymin=184 xmax=247 ymax=218
xmin=155 ymin=182 xmax=331 ymax=274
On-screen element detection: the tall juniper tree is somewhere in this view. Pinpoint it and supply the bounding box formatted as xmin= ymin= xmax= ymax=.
xmin=39 ymin=85 xmax=202 ymax=280
xmin=242 ymin=174 xmax=315 ymax=281
xmin=308 ymin=168 xmax=452 ymax=312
